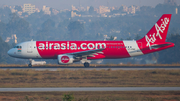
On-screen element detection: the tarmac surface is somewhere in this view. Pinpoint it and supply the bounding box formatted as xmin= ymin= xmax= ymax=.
xmin=0 ymin=66 xmax=180 ymax=71
xmin=0 ymin=87 xmax=180 ymax=92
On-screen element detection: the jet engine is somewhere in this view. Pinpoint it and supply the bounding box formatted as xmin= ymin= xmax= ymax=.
xmin=58 ymin=55 xmax=74 ymax=65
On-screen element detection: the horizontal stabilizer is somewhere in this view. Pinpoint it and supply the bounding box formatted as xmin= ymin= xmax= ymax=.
xmin=150 ymin=43 xmax=172 ymax=50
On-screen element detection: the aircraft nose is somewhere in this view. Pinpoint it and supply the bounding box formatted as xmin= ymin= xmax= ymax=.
xmin=7 ymin=49 xmax=14 ymax=57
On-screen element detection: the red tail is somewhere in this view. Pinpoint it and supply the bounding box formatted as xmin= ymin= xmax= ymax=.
xmin=138 ymin=14 xmax=172 ymax=47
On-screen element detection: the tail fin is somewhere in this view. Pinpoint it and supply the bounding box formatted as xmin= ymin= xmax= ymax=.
xmin=138 ymin=14 xmax=172 ymax=47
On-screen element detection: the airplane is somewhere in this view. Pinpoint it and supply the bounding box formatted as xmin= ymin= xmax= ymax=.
xmin=8 ymin=14 xmax=174 ymax=67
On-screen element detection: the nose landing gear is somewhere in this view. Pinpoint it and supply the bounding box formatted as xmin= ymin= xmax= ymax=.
xmin=28 ymin=59 xmax=32 ymax=67
xmin=28 ymin=63 xmax=32 ymax=67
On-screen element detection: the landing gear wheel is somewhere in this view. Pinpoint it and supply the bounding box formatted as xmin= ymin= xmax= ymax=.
xmin=28 ymin=63 xmax=32 ymax=67
xmin=84 ymin=62 xmax=90 ymax=67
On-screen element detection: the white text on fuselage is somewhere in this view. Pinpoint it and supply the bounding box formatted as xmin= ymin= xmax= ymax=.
xmin=38 ymin=42 xmax=106 ymax=50
xmin=145 ymin=17 xmax=170 ymax=47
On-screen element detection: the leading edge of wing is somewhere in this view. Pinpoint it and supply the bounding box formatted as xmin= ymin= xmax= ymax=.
xmin=68 ymin=48 xmax=105 ymax=57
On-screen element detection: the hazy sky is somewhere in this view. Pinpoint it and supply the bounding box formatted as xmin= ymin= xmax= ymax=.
xmin=1 ymin=0 xmax=180 ymax=10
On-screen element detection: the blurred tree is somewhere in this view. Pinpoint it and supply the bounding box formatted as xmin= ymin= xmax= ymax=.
xmin=67 ymin=21 xmax=84 ymax=40
xmin=0 ymin=36 xmax=13 ymax=64
xmin=42 ymin=19 xmax=55 ymax=29
xmin=134 ymin=34 xmax=142 ymax=40
xmin=90 ymin=21 xmax=101 ymax=36
xmin=56 ymin=19 xmax=70 ymax=40
xmin=89 ymin=6 xmax=95 ymax=14
xmin=14 ymin=5 xmax=22 ymax=11
xmin=36 ymin=19 xmax=57 ymax=40
xmin=16 ymin=19 xmax=31 ymax=37
xmin=158 ymin=34 xmax=180 ymax=64
xmin=21 ymin=12 xmax=29 ymax=16
xmin=155 ymin=4 xmax=176 ymax=16
xmin=0 ymin=22 xmax=7 ymax=38
xmin=6 ymin=13 xmax=31 ymax=42
xmin=108 ymin=36 xmax=115 ymax=40
xmin=0 ymin=7 xmax=12 ymax=23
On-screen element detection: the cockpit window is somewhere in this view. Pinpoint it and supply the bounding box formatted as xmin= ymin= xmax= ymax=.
xmin=14 ymin=46 xmax=22 ymax=48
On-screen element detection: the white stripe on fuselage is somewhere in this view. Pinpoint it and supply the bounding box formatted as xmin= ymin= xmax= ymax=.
xmin=123 ymin=41 xmax=143 ymax=57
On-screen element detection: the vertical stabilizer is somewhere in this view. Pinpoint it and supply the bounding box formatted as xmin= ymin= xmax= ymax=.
xmin=138 ymin=14 xmax=172 ymax=47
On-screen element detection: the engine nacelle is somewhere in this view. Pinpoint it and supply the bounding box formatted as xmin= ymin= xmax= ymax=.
xmin=58 ymin=55 xmax=74 ymax=65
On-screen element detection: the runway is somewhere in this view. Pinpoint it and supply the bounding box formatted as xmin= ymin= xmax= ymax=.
xmin=0 ymin=87 xmax=180 ymax=92
xmin=0 ymin=66 xmax=180 ymax=71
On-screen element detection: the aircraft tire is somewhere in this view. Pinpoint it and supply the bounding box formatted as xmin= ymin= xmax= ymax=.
xmin=28 ymin=63 xmax=32 ymax=67
xmin=84 ymin=62 xmax=90 ymax=67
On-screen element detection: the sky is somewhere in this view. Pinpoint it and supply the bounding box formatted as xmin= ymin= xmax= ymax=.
xmin=0 ymin=0 xmax=180 ymax=10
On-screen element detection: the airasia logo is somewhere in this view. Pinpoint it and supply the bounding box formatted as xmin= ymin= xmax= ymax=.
xmin=61 ymin=56 xmax=70 ymax=63
xmin=38 ymin=42 xmax=106 ymax=50
xmin=145 ymin=17 xmax=170 ymax=47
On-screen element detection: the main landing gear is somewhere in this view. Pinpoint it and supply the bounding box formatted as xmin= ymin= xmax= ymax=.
xmin=84 ymin=62 xmax=90 ymax=67
xmin=81 ymin=57 xmax=91 ymax=67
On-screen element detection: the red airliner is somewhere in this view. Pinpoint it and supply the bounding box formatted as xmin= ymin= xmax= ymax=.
xmin=8 ymin=14 xmax=174 ymax=67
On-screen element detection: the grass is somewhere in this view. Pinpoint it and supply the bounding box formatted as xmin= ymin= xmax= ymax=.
xmin=0 ymin=69 xmax=179 ymax=87
xmin=0 ymin=91 xmax=179 ymax=101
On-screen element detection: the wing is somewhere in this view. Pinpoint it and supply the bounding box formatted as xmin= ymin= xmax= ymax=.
xmin=68 ymin=48 xmax=105 ymax=58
